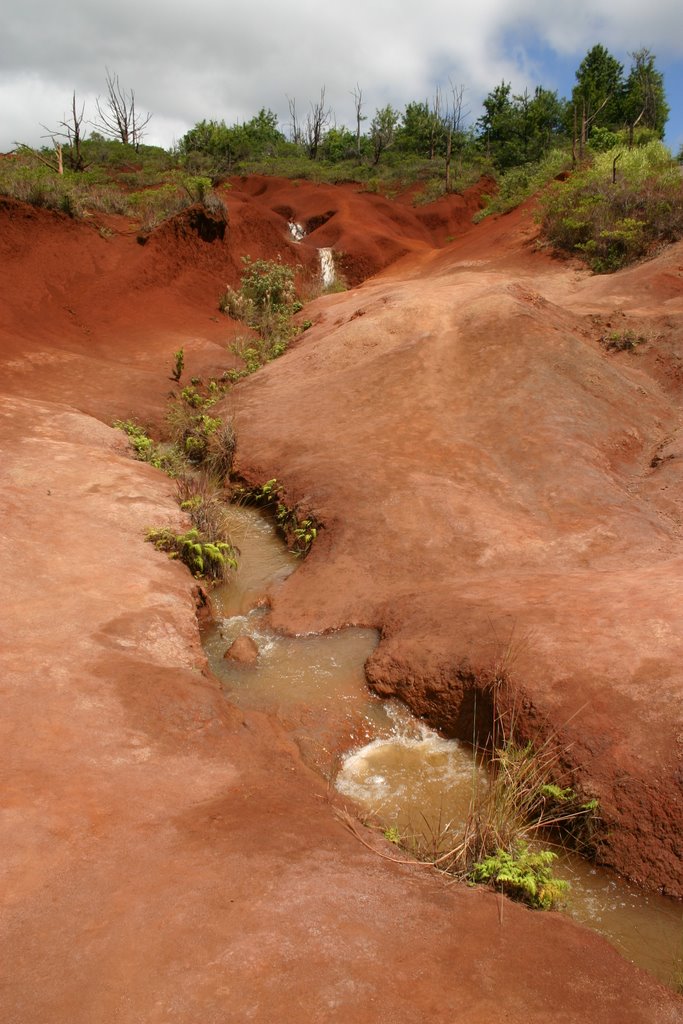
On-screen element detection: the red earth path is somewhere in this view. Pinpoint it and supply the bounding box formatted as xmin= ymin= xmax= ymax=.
xmin=1 ymin=179 xmax=682 ymax=1022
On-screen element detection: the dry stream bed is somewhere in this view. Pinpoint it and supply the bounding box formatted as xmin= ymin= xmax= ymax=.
xmin=202 ymin=504 xmax=683 ymax=989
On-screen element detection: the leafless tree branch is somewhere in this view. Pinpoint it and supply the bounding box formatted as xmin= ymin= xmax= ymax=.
xmin=92 ymin=68 xmax=152 ymax=149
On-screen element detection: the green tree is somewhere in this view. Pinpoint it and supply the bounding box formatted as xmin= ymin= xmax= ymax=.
xmin=522 ymin=87 xmax=568 ymax=162
xmin=370 ymin=104 xmax=400 ymax=165
xmin=239 ymin=108 xmax=285 ymax=156
xmin=397 ymin=100 xmax=444 ymax=158
xmin=477 ymin=82 xmax=524 ymax=169
xmin=179 ymin=119 xmax=229 ymax=159
xmin=623 ymin=48 xmax=669 ymax=141
xmin=571 ymin=44 xmax=625 ymax=144
xmin=179 ymin=110 xmax=285 ymax=170
xmin=319 ymin=126 xmax=357 ymax=162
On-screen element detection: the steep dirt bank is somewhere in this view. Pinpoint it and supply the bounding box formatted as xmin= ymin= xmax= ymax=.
xmin=0 ymin=187 xmax=681 ymax=1021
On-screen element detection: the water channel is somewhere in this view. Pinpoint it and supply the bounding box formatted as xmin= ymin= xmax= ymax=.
xmin=202 ymin=504 xmax=683 ymax=989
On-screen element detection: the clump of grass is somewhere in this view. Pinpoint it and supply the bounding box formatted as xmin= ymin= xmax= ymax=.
xmin=448 ymin=737 xmax=597 ymax=905
xmin=175 ymin=471 xmax=232 ymax=540
xmin=166 ymin=376 xmax=234 ymax=473
xmin=374 ymin=683 xmax=599 ymax=911
xmin=203 ymin=419 xmax=236 ymax=481
xmin=599 ymin=328 xmax=645 ymax=352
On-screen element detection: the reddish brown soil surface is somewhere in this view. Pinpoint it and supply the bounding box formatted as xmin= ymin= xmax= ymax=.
xmin=1 ymin=181 xmax=681 ymax=1022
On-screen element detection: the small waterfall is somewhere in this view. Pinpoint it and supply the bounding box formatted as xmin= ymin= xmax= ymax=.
xmin=288 ymin=221 xmax=305 ymax=242
xmin=318 ymin=247 xmax=336 ymax=289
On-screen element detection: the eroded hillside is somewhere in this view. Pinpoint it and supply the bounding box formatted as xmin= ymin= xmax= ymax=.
xmin=1 ymin=179 xmax=682 ymax=1023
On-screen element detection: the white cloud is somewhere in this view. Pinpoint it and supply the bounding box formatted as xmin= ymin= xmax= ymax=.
xmin=1 ymin=0 xmax=681 ymax=150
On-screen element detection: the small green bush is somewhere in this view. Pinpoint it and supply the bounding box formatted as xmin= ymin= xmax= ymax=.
xmin=599 ymin=329 xmax=645 ymax=352
xmin=113 ymin=419 xmax=181 ymax=473
xmin=166 ymin=376 xmax=233 ymax=472
xmin=146 ymin=526 xmax=237 ymax=581
xmin=474 ymin=148 xmax=572 ymax=221
xmin=469 ymin=843 xmax=569 ymax=909
xmin=221 ymin=257 xmax=303 ymax=376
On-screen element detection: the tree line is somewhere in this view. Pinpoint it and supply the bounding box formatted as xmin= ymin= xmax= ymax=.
xmin=178 ymin=45 xmax=669 ymax=175
xmin=18 ymin=44 xmax=671 ymax=185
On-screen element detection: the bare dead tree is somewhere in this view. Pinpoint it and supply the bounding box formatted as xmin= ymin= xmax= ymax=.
xmin=93 ymin=68 xmax=152 ymax=149
xmin=286 ymin=95 xmax=302 ymax=146
xmin=351 ymin=83 xmax=366 ymax=160
xmin=305 ymin=86 xmax=331 ymax=160
xmin=574 ymin=95 xmax=609 ymax=162
xmin=444 ymin=81 xmax=469 ymax=191
xmin=37 ymin=92 xmax=89 ymax=172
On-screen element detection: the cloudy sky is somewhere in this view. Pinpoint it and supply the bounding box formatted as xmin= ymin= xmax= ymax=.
xmin=1 ymin=0 xmax=682 ymax=154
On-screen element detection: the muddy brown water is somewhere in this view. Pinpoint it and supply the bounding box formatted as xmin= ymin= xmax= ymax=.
xmin=203 ymin=506 xmax=683 ymax=988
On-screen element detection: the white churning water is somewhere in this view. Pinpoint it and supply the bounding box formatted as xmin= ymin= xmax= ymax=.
xmin=288 ymin=222 xmax=305 ymax=242
xmin=318 ymin=248 xmax=336 ymax=288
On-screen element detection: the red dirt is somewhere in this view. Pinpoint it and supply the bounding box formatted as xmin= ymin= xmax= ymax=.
xmin=1 ymin=180 xmax=681 ymax=1022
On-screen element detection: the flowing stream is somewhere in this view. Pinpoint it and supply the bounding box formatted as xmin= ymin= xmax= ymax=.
xmin=203 ymin=504 xmax=683 ymax=988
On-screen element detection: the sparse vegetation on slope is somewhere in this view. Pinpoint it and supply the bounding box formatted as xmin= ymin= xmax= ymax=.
xmin=234 ymin=477 xmax=320 ymax=557
xmin=539 ymin=141 xmax=683 ymax=271
xmin=221 ymin=257 xmax=302 ymax=378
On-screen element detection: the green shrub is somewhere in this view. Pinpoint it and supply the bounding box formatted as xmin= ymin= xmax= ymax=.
xmin=599 ymin=328 xmax=645 ymax=352
xmin=113 ymin=419 xmax=181 ymax=473
xmin=469 ymin=843 xmax=569 ymax=909
xmin=220 ymin=257 xmax=302 ymax=376
xmin=146 ymin=526 xmax=237 ymax=581
xmin=221 ymin=256 xmax=299 ymax=335
xmin=170 ymin=348 xmax=184 ymax=383
xmin=166 ymin=376 xmax=233 ymax=472
xmin=540 ymin=141 xmax=683 ymax=271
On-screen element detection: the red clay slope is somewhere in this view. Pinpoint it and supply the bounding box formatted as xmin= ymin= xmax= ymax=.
xmin=0 ymin=182 xmax=681 ymax=1023
xmin=228 ymin=198 xmax=683 ymax=897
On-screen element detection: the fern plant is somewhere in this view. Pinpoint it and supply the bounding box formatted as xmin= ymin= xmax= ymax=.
xmin=146 ymin=527 xmax=237 ymax=581
xmin=233 ymin=478 xmax=320 ymax=556
xmin=469 ymin=843 xmax=569 ymax=910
